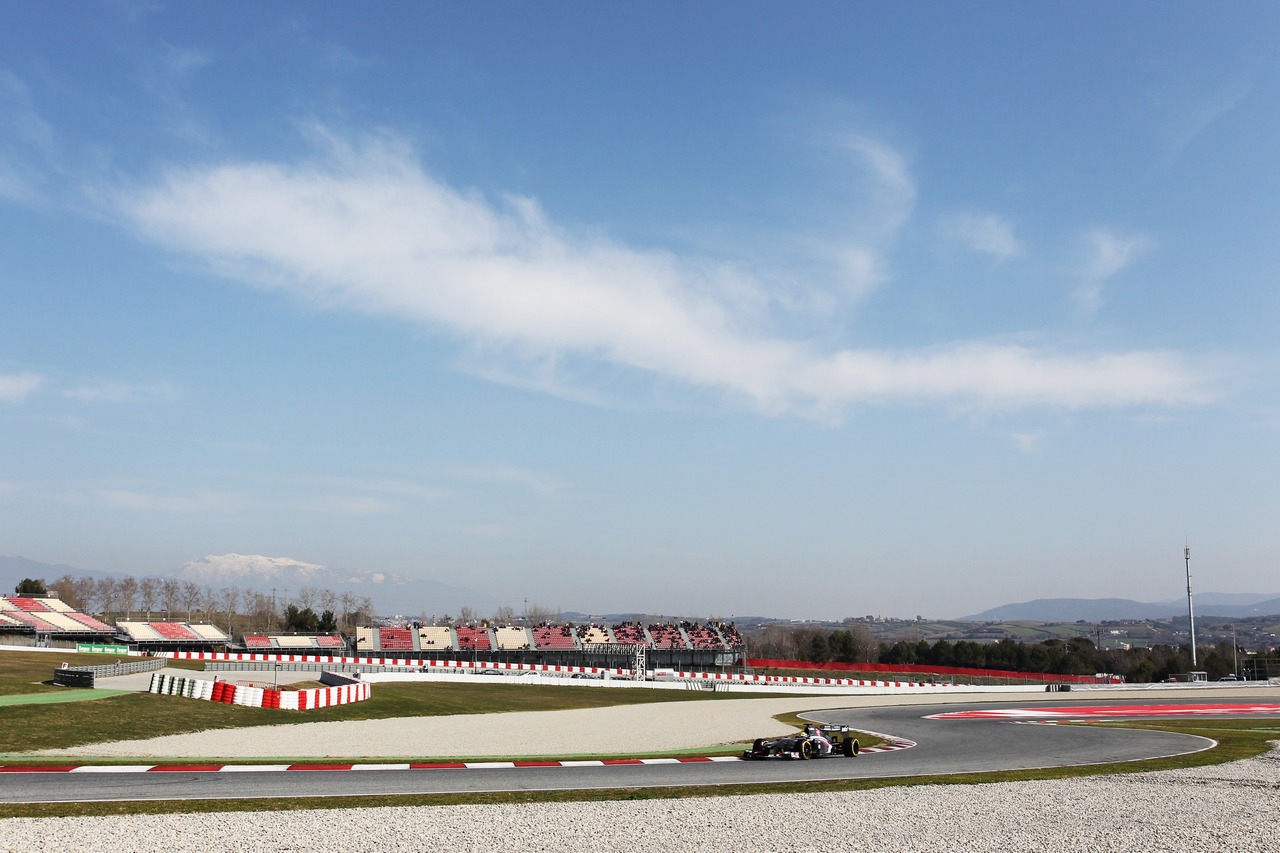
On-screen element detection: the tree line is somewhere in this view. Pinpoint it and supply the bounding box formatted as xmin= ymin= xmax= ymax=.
xmin=13 ymin=575 xmax=375 ymax=637
xmin=743 ymin=624 xmax=1254 ymax=682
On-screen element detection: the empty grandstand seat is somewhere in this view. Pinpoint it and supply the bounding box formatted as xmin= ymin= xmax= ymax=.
xmin=417 ymin=626 xmax=454 ymax=649
xmin=4 ymin=611 xmax=60 ymax=631
xmin=148 ymin=622 xmax=200 ymax=641
xmin=120 ymin=621 xmax=163 ymax=641
xmin=315 ymin=635 xmax=345 ymax=648
xmin=68 ymin=612 xmax=115 ymax=632
xmin=9 ymin=597 xmax=49 ymax=612
xmin=274 ymin=635 xmax=315 ymax=648
xmin=495 ymin=626 xmax=531 ymax=650
xmin=244 ymin=635 xmax=273 ymax=648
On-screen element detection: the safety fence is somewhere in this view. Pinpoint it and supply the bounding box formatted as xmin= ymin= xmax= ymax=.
xmin=163 ymin=650 xmax=630 ymax=677
xmin=161 ymin=651 xmax=961 ymax=690
xmin=53 ymin=656 xmax=167 ymax=688
xmin=147 ymin=672 xmax=371 ymax=711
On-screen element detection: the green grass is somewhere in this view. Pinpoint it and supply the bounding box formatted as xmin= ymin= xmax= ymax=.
xmin=0 ymin=650 xmax=140 ymax=696
xmin=0 ymin=719 xmax=1272 ymax=819
xmin=0 ymin=674 xmax=785 ymax=754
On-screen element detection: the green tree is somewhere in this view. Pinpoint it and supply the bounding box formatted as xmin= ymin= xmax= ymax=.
xmin=807 ymin=632 xmax=830 ymax=663
xmin=14 ymin=578 xmax=46 ymax=595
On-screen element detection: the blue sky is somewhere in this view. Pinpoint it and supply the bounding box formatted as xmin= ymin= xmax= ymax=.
xmin=2 ymin=2 xmax=1277 ymax=619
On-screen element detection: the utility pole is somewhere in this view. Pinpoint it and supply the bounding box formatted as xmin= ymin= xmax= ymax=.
xmin=1232 ymin=623 xmax=1238 ymax=677
xmin=1184 ymin=544 xmax=1197 ymax=668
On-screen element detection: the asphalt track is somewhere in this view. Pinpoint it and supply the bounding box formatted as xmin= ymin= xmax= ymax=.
xmin=1 ymin=698 xmax=1252 ymax=805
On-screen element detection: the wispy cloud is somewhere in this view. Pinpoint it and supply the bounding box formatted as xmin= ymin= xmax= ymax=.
xmin=0 ymin=71 xmax=58 ymax=204
xmin=1153 ymin=77 xmax=1251 ymax=170
xmin=114 ymin=128 xmax=1214 ymax=416
xmin=63 ymin=380 xmax=179 ymax=403
xmin=310 ymin=476 xmax=446 ymax=503
xmin=453 ymin=466 xmax=567 ymax=498
xmin=1074 ymin=229 xmax=1153 ymax=315
xmin=943 ymin=212 xmax=1021 ymax=261
xmin=100 ymin=488 xmax=245 ymax=513
xmin=0 ymin=372 xmax=43 ymax=402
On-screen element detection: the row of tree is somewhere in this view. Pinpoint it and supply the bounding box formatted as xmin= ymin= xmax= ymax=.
xmin=14 ymin=576 xmax=374 ymax=637
xmin=743 ymin=624 xmax=1257 ymax=682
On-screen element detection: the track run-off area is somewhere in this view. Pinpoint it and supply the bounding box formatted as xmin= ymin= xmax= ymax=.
xmin=2 ymin=688 xmax=1278 ymax=805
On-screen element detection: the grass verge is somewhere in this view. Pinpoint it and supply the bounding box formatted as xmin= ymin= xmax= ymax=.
xmin=0 ymin=674 xmax=784 ymax=753
xmin=0 ymin=720 xmax=1272 ymax=819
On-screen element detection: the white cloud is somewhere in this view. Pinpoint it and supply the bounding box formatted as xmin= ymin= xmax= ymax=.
xmin=1012 ymin=432 xmax=1043 ymax=453
xmin=943 ymin=212 xmax=1021 ymax=261
xmin=115 ymin=130 xmax=1214 ymax=415
xmin=0 ymin=372 xmax=43 ymax=402
xmin=1074 ymin=229 xmax=1153 ymax=314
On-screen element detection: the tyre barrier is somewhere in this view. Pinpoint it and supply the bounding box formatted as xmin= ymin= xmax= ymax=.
xmin=147 ymin=672 xmax=371 ymax=711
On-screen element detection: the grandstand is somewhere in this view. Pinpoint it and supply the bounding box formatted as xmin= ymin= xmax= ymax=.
xmin=117 ymin=620 xmax=229 ymax=650
xmin=456 ymin=625 xmax=492 ymax=650
xmin=531 ymin=623 xmax=577 ymax=650
xmin=378 ymin=626 xmax=415 ymax=651
xmin=611 ymin=622 xmax=647 ymax=645
xmin=236 ymin=633 xmax=347 ymax=651
xmin=494 ymin=625 xmax=531 ymax=650
xmin=576 ymin=623 xmax=612 ymax=644
xmin=685 ymin=623 xmax=726 ymax=649
xmin=0 ymin=595 xmax=119 ymax=643
xmin=648 ymin=623 xmax=687 ymax=650
xmin=417 ymin=625 xmax=454 ymax=651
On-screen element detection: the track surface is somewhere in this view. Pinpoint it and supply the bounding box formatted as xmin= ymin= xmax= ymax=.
xmin=1 ymin=698 xmax=1250 ymax=804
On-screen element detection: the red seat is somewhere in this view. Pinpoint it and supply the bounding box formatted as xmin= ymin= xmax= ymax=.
xmin=149 ymin=622 xmax=199 ymax=640
xmin=377 ymin=627 xmax=414 ymax=650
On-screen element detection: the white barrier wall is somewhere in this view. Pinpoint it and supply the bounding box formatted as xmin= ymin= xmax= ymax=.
xmin=159 ymin=650 xmax=969 ymax=691
xmin=146 ymin=672 xmax=371 ymax=711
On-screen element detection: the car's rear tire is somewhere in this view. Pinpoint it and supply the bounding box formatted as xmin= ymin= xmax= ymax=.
xmin=798 ymin=739 xmax=814 ymax=760
xmin=843 ymin=737 xmax=859 ymax=757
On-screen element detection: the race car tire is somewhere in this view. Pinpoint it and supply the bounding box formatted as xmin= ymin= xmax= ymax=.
xmin=842 ymin=737 xmax=859 ymax=758
xmin=752 ymin=738 xmax=766 ymax=753
xmin=798 ymin=739 xmax=814 ymax=760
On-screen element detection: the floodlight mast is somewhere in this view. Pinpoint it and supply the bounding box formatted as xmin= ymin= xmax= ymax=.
xmin=1185 ymin=544 xmax=1197 ymax=668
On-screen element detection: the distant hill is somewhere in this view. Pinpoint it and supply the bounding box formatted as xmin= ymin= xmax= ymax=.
xmin=0 ymin=554 xmax=127 ymax=592
xmin=964 ymin=595 xmax=1280 ymax=622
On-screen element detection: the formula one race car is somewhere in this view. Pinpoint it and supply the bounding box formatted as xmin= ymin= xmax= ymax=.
xmin=741 ymin=724 xmax=860 ymax=760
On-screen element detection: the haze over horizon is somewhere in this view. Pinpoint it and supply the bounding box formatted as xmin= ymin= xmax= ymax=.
xmin=2 ymin=4 xmax=1277 ymax=620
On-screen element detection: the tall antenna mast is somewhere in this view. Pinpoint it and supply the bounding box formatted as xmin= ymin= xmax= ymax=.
xmin=1184 ymin=543 xmax=1197 ymax=668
